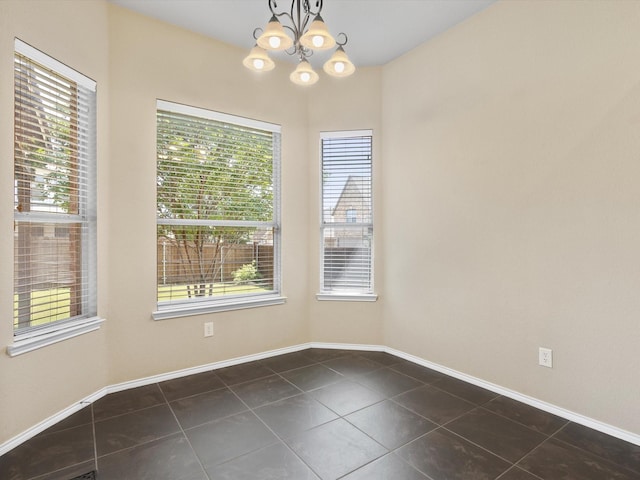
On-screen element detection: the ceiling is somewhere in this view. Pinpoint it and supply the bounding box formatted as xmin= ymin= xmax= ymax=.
xmin=108 ymin=0 xmax=496 ymax=67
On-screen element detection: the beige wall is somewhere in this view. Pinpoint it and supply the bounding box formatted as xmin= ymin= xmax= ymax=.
xmin=2 ymin=0 xmax=640 ymax=448
xmin=105 ymin=5 xmax=311 ymax=384
xmin=0 ymin=0 xmax=111 ymax=443
xmin=382 ymin=0 xmax=640 ymax=434
xmin=307 ymin=68 xmax=385 ymax=345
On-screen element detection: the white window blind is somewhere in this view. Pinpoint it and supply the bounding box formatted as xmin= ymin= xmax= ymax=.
xmin=320 ymin=131 xmax=373 ymax=294
xmin=156 ymin=101 xmax=281 ymax=313
xmin=13 ymin=40 xmax=97 ymax=336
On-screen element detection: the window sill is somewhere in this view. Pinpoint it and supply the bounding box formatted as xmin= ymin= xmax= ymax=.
xmin=152 ymin=294 xmax=287 ymax=321
xmin=316 ymin=293 xmax=378 ymax=302
xmin=7 ymin=316 xmax=105 ymax=357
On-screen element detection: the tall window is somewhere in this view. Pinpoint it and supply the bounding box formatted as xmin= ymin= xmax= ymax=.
xmin=320 ymin=131 xmax=374 ymax=297
xmin=155 ymin=101 xmax=282 ymax=318
xmin=13 ymin=40 xmax=97 ymax=338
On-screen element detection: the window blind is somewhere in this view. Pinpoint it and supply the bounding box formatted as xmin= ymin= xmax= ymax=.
xmin=13 ymin=40 xmax=97 ymax=334
xmin=156 ymin=101 xmax=281 ymax=307
xmin=321 ymin=131 xmax=373 ymax=293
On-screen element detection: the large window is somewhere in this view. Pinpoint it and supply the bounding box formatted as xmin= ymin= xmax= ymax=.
xmin=319 ymin=131 xmax=375 ymax=299
xmin=154 ymin=101 xmax=283 ymax=319
xmin=12 ymin=40 xmax=99 ymax=353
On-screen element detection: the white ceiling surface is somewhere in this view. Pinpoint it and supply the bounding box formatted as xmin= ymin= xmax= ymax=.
xmin=109 ymin=0 xmax=496 ymax=67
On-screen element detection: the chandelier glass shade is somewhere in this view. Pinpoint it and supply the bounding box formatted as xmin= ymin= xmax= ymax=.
xmin=290 ymin=58 xmax=319 ymax=85
xmin=299 ymin=15 xmax=335 ymax=50
xmin=323 ymin=45 xmax=355 ymax=77
xmin=244 ymin=0 xmax=355 ymax=85
xmin=243 ymin=45 xmax=276 ymax=72
xmin=256 ymin=16 xmax=293 ymax=51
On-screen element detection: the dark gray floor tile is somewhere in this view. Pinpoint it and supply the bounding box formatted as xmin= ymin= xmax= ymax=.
xmin=0 ymin=424 xmax=94 ymax=480
xmin=186 ymin=411 xmax=277 ymax=467
xmin=346 ymin=400 xmax=437 ymax=449
xmin=390 ymin=360 xmax=447 ymax=384
xmin=260 ymin=351 xmax=317 ymax=372
xmin=170 ymin=387 xmax=247 ymax=429
xmin=254 ymin=393 xmax=338 ymax=439
xmin=231 ymin=375 xmax=301 ymax=408
xmin=302 ymin=348 xmax=353 ymax=362
xmin=323 ymin=355 xmax=384 ymax=377
xmin=310 ymin=379 xmax=386 ymax=416
xmin=433 ymin=376 xmax=499 ymax=405
xmin=519 ymin=438 xmax=638 ymax=480
xmin=484 ymin=396 xmax=568 ymax=436
xmin=280 ymin=364 xmax=344 ymax=392
xmin=397 ymin=429 xmax=511 ymax=480
xmin=355 ymin=351 xmax=403 ymax=366
xmin=95 ymin=404 xmax=180 ymax=457
xmin=355 ymin=367 xmax=423 ymax=397
xmin=216 ymin=361 xmax=275 ymax=386
xmin=158 ymin=370 xmax=225 ymax=402
xmin=288 ymin=419 xmax=387 ymax=480
xmin=341 ymin=453 xmax=428 ymax=480
xmin=97 ymin=433 xmax=206 ymax=480
xmin=10 ymin=349 xmax=639 ymax=480
xmin=93 ymin=384 xmax=166 ymax=421
xmin=394 ymin=385 xmax=475 ymax=425
xmin=554 ymin=422 xmax=640 ymax=474
xmin=497 ymin=467 xmax=542 ymax=480
xmin=31 ymin=461 xmax=96 ymax=480
xmin=446 ymin=408 xmax=546 ymax=462
xmin=43 ymin=406 xmax=93 ymax=435
xmin=205 ymin=443 xmax=319 ymax=480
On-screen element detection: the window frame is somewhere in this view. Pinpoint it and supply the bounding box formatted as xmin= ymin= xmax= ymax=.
xmin=8 ymin=39 xmax=102 ymax=357
xmin=152 ymin=100 xmax=285 ymax=320
xmin=317 ymin=130 xmax=377 ymax=302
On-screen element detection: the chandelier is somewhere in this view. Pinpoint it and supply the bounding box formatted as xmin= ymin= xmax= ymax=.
xmin=243 ymin=0 xmax=355 ymax=86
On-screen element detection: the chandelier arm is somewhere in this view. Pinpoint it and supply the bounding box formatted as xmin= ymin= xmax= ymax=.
xmin=268 ymin=0 xmax=278 ymax=16
xmin=281 ymin=24 xmax=302 ymax=56
xmin=291 ymin=0 xmax=303 ymax=40
xmin=305 ymin=0 xmax=323 ymax=16
xmin=336 ymin=32 xmax=348 ymax=47
xmin=252 ymin=27 xmax=264 ymax=41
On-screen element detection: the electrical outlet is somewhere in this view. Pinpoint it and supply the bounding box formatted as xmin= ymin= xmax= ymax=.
xmin=204 ymin=322 xmax=214 ymax=337
xmin=539 ymin=347 xmax=553 ymax=368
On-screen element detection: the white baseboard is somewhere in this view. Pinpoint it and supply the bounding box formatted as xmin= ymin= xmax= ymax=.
xmin=381 ymin=346 xmax=640 ymax=447
xmin=2 ymin=341 xmax=638 ymax=457
xmin=0 ymin=343 xmax=309 ymax=456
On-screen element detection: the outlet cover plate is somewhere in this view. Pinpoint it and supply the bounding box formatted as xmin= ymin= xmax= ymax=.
xmin=204 ymin=322 xmax=214 ymax=337
xmin=539 ymin=347 xmax=553 ymax=368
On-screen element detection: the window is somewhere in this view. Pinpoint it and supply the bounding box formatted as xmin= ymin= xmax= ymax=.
xmin=319 ymin=131 xmax=376 ymax=300
xmin=154 ymin=101 xmax=283 ymax=319
xmin=11 ymin=40 xmax=99 ymax=356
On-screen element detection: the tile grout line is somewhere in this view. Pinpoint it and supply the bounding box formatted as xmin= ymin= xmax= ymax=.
xmin=546 ymin=425 xmax=640 ymax=478
xmin=11 ymin=348 xmax=638 ymax=479
xmin=90 ymin=402 xmax=98 ymax=476
xmin=157 ymin=381 xmax=212 ymax=480
xmin=223 ymin=358 xmax=326 ymax=479
xmin=23 ymin=405 xmax=98 ymax=480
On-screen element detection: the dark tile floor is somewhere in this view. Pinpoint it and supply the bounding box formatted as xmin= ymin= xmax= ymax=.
xmin=1 ymin=348 xmax=639 ymax=480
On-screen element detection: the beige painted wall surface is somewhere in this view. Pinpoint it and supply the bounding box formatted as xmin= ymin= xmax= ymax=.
xmin=307 ymin=70 xmax=385 ymax=345
xmin=3 ymin=0 xmax=640 ymax=450
xmin=0 ymin=1 xmax=110 ymax=444
xmin=106 ymin=5 xmax=311 ymax=384
xmin=382 ymin=0 xmax=640 ymax=434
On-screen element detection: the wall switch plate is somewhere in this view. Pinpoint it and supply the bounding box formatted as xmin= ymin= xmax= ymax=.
xmin=204 ymin=322 xmax=214 ymax=337
xmin=539 ymin=347 xmax=553 ymax=368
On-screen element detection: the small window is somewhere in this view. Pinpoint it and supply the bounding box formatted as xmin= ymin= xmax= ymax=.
xmin=320 ymin=131 xmax=374 ymax=297
xmin=154 ymin=101 xmax=283 ymax=319
xmin=13 ymin=40 xmax=97 ymax=338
